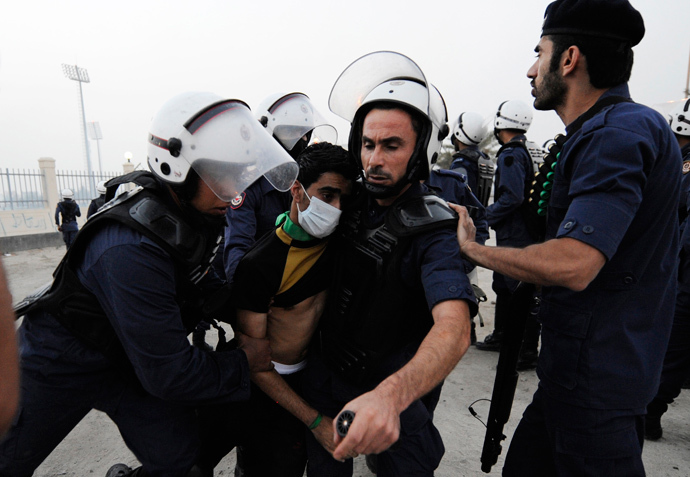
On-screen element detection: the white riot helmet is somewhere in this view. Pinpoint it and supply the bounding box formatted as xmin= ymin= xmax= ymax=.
xmin=329 ymin=51 xmax=449 ymax=198
xmin=147 ymin=92 xmax=298 ymax=202
xmin=494 ymin=100 xmax=533 ymax=132
xmin=256 ymin=92 xmax=337 ymax=157
xmin=669 ymin=99 xmax=690 ymax=137
xmin=61 ymin=188 xmax=74 ymax=200
xmin=452 ymin=112 xmax=487 ymax=146
xmin=96 ymin=181 xmax=107 ymax=195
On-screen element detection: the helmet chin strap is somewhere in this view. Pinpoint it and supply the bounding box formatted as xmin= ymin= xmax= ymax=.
xmin=494 ymin=129 xmax=504 ymax=145
xmin=363 ymin=176 xmax=408 ymax=199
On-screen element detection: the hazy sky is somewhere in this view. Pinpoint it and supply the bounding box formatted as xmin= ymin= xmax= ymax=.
xmin=0 ymin=0 xmax=688 ymax=173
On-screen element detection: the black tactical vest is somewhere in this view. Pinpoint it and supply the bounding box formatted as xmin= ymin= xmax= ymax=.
xmin=319 ymin=192 xmax=457 ymax=385
xmin=22 ymin=171 xmax=226 ymax=366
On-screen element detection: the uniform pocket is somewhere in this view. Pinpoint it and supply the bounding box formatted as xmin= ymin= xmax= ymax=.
xmin=555 ymin=422 xmax=639 ymax=459
xmin=539 ymin=299 xmax=592 ymax=390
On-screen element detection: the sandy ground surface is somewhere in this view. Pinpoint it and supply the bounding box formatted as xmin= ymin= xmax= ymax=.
xmin=2 ymin=244 xmax=689 ymax=477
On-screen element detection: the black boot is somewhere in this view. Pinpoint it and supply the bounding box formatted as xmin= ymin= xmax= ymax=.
xmin=106 ymin=464 xmax=133 ymax=477
xmin=475 ymin=331 xmax=503 ymax=351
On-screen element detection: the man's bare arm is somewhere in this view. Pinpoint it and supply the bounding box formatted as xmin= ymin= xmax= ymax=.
xmin=332 ymin=299 xmax=471 ymax=460
xmin=450 ymin=204 xmax=606 ymax=291
xmin=237 ymin=309 xmax=336 ymax=453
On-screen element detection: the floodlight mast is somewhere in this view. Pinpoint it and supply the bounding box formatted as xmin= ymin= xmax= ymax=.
xmin=62 ymin=63 xmax=95 ymax=196
xmin=87 ymin=121 xmax=103 ymax=172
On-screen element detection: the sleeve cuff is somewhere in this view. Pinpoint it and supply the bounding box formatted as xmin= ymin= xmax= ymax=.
xmin=555 ymin=195 xmax=635 ymax=260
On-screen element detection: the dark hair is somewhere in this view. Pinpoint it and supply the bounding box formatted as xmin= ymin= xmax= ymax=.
xmin=548 ymin=34 xmax=634 ymax=88
xmin=296 ymin=142 xmax=360 ymax=188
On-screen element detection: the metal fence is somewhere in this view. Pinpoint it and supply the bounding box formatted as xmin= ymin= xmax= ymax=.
xmin=0 ymin=168 xmax=120 ymax=211
xmin=0 ymin=168 xmax=48 ymax=211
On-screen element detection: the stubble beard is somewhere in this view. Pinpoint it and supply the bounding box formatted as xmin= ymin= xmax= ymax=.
xmin=533 ymin=69 xmax=567 ymax=112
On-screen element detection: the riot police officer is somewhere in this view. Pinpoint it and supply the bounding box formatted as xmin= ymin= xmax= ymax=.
xmin=448 ymin=111 xmax=493 ymax=206
xmin=223 ymin=92 xmax=337 ymax=282
xmin=303 ymin=51 xmax=477 ymax=476
xmin=645 ymin=98 xmax=690 ymax=440
xmin=0 ymin=92 xmax=298 ymax=477
xmin=55 ymin=188 xmax=81 ymax=249
xmin=476 ymin=100 xmax=540 ymax=371
xmin=87 ymin=180 xmax=107 ymax=219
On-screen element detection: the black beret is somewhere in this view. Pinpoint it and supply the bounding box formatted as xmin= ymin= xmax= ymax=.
xmin=542 ymin=0 xmax=645 ymax=46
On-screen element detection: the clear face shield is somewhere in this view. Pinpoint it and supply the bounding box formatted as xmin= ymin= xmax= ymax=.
xmin=267 ymin=93 xmax=338 ymax=151
xmin=329 ymin=51 xmax=439 ymax=128
xmin=176 ymin=101 xmax=298 ymax=201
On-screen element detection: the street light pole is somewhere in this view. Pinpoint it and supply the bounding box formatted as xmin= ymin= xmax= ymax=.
xmin=62 ymin=63 xmax=95 ymax=197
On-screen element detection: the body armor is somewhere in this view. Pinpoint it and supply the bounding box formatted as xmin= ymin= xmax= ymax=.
xmin=319 ymin=193 xmax=457 ymax=384
xmin=451 ymin=149 xmax=494 ymax=207
xmin=17 ymin=171 xmax=226 ymax=366
xmin=59 ymin=200 xmax=79 ymax=223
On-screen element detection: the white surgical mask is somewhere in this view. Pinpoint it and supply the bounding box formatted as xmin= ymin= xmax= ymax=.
xmin=297 ymin=183 xmax=342 ymax=238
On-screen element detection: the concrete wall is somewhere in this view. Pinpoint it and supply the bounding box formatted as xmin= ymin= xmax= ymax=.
xmin=0 ymin=158 xmax=136 ymax=253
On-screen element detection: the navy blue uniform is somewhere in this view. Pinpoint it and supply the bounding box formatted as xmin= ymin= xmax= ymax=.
xmin=87 ymin=194 xmax=106 ymax=219
xmin=487 ymin=135 xmax=536 ymax=292
xmin=427 ymin=169 xmax=489 ymax=274
xmin=504 ymin=84 xmax=681 ymax=476
xmin=303 ymin=182 xmax=477 ymax=477
xmin=55 ymin=199 xmax=81 ymax=249
xmin=223 ymin=177 xmax=292 ymax=282
xmin=486 ymin=135 xmax=534 ymax=248
xmin=0 ymin=222 xmax=251 ymax=477
xmin=450 ymin=147 xmax=486 ymax=194
xmin=481 ymin=136 xmax=538 ymax=353
xmin=646 ymin=142 xmax=690 ymax=424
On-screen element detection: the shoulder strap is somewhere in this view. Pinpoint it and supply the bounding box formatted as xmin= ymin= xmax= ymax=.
xmin=496 ymin=138 xmax=529 ymax=159
xmin=385 ymin=193 xmax=458 ymax=237
xmin=454 ymin=148 xmax=483 ymax=164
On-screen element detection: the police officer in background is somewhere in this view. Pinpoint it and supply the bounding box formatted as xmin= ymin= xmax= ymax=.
xmin=87 ymin=181 xmax=108 ymax=219
xmin=55 ymin=188 xmax=81 ymax=250
xmin=449 ymin=111 xmax=494 ymax=206
xmin=476 ymin=100 xmax=540 ymax=371
xmin=452 ymin=0 xmax=680 ymax=474
xmin=222 ymin=92 xmax=337 ymax=283
xmin=645 ymin=98 xmax=690 ymax=440
xmin=303 ymin=51 xmax=476 ymax=476
xmin=198 ymin=93 xmax=336 ymax=350
xmin=0 ymin=92 xmax=298 ymax=477
xmin=428 ymin=162 xmax=490 ymax=345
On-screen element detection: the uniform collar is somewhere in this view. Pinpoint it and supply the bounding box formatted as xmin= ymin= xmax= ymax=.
xmin=599 ymin=83 xmax=631 ymax=101
xmin=565 ymin=83 xmax=631 ymax=136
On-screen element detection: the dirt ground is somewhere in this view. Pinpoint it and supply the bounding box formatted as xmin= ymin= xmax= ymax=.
xmin=3 ymin=244 xmax=689 ymax=477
